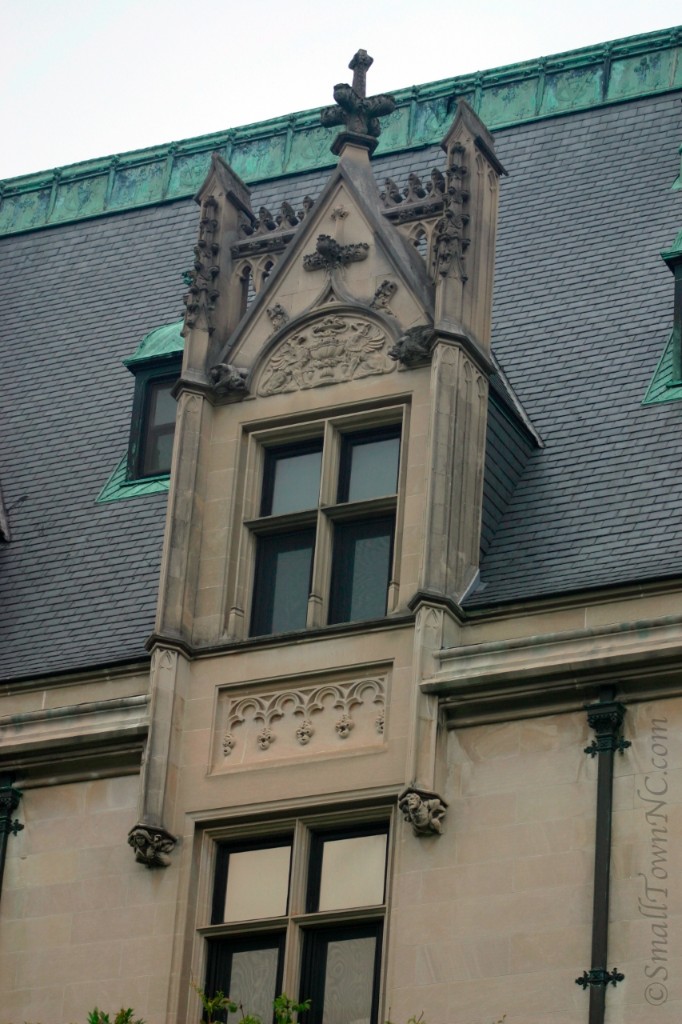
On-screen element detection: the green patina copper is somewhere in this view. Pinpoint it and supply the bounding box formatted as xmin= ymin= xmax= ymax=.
xmin=2 ymin=27 xmax=681 ymax=237
xmin=123 ymin=319 xmax=185 ymax=369
xmin=642 ymin=332 xmax=682 ymax=404
xmin=96 ymin=455 xmax=170 ymax=503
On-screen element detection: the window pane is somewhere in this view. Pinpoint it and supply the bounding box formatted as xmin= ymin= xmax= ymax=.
xmin=264 ymin=445 xmax=322 ymax=515
xmin=224 ymin=845 xmax=291 ymax=922
xmin=328 ymin=518 xmax=393 ymax=624
xmin=206 ymin=935 xmax=283 ymax=1024
xmin=140 ymin=378 xmax=177 ymax=477
xmin=322 ymin=936 xmax=376 ymax=1024
xmin=318 ymin=834 xmax=387 ymax=911
xmin=230 ymin=946 xmax=280 ymax=1022
xmin=341 ymin=432 xmax=400 ymax=503
xmin=251 ymin=530 xmax=314 ymax=636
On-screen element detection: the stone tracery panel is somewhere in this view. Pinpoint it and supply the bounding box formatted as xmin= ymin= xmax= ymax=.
xmin=213 ymin=675 xmax=387 ymax=769
xmin=257 ymin=314 xmax=395 ymax=395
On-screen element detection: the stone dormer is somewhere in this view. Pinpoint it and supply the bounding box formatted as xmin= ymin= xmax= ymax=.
xmin=158 ymin=50 xmax=505 ymax=650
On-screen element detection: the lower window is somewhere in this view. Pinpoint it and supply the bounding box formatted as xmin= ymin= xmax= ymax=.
xmin=204 ymin=822 xmax=389 ymax=1024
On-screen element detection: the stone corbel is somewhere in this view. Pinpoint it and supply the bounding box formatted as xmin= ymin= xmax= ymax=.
xmin=127 ymin=822 xmax=177 ymax=868
xmin=389 ymin=325 xmax=437 ymax=367
xmin=398 ymin=785 xmax=447 ymax=836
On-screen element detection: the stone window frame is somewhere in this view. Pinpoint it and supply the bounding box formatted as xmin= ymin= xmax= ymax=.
xmin=196 ymin=807 xmax=393 ymax=1024
xmin=231 ymin=402 xmax=409 ymax=640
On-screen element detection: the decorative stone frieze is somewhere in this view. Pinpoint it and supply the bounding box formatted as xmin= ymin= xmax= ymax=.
xmin=398 ymin=786 xmax=447 ymax=836
xmin=127 ymin=822 xmax=177 ymax=868
xmin=258 ymin=314 xmax=395 ymax=395
xmin=216 ymin=675 xmax=386 ymax=767
xmin=389 ymin=325 xmax=437 ymax=367
xmin=303 ymin=234 xmax=369 ymax=272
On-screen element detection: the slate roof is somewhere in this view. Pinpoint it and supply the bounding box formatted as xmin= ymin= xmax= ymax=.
xmin=0 ymin=84 xmax=680 ymax=679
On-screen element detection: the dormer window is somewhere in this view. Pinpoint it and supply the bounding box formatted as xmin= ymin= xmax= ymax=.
xmin=123 ymin=321 xmax=183 ymax=482
xmin=128 ymin=369 xmax=179 ymax=479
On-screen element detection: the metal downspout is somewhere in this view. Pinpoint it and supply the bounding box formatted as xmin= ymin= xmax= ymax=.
xmin=0 ymin=773 xmax=23 ymax=900
xmin=575 ymin=699 xmax=630 ymax=1023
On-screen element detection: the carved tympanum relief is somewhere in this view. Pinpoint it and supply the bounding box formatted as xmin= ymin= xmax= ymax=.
xmin=258 ymin=314 xmax=395 ymax=395
xmin=214 ymin=676 xmax=386 ymax=769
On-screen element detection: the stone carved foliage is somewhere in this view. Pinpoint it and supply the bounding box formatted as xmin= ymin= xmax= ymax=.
xmin=303 ymin=234 xmax=369 ymax=272
xmin=398 ymin=787 xmax=447 ymax=837
xmin=433 ymin=144 xmax=469 ymax=282
xmin=127 ymin=823 xmax=177 ymax=868
xmin=258 ymin=314 xmax=395 ymax=396
xmin=184 ymin=196 xmax=220 ymax=334
xmin=221 ymin=676 xmax=385 ymax=761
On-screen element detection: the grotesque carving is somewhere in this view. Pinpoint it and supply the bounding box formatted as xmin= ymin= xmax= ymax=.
xmin=398 ymin=787 xmax=447 ymax=836
xmin=303 ymin=234 xmax=369 ymax=272
xmin=127 ymin=823 xmax=177 ymax=868
xmin=183 ymin=196 xmax=220 ymax=334
xmin=370 ymin=279 xmax=398 ymax=314
xmin=267 ymin=303 xmax=290 ymax=331
xmin=389 ymin=325 xmax=437 ymax=367
xmin=209 ymin=363 xmax=249 ymax=396
xmin=320 ymin=49 xmax=396 ymax=154
xmin=259 ymin=315 xmax=394 ymax=395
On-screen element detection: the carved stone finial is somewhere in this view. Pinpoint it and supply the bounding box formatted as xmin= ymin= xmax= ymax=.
xmin=398 ymin=786 xmax=447 ymax=836
xmin=209 ymin=363 xmax=249 ymax=397
xmin=320 ymin=49 xmax=396 ymax=156
xmin=389 ymin=325 xmax=437 ymax=367
xmin=127 ymin=823 xmax=177 ymax=868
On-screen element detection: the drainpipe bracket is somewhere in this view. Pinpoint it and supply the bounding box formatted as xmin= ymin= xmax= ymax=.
xmin=575 ymin=968 xmax=624 ymax=989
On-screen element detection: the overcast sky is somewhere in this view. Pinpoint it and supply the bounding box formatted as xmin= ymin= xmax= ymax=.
xmin=3 ymin=0 xmax=680 ymax=180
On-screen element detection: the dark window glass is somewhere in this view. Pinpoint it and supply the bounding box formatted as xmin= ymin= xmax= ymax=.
xmin=262 ymin=442 xmax=323 ymax=516
xmin=328 ymin=517 xmax=394 ymax=624
xmin=300 ymin=923 xmax=382 ymax=1024
xmin=206 ymin=933 xmax=284 ymax=1023
xmin=338 ymin=429 xmax=400 ymax=504
xmin=251 ymin=529 xmax=315 ymax=636
xmin=140 ymin=378 xmax=176 ymax=477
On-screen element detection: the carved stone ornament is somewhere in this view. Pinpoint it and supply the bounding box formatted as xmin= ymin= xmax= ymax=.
xmin=209 ymin=363 xmax=249 ymax=396
xmin=183 ymin=196 xmax=220 ymax=333
xmin=127 ymin=823 xmax=177 ymax=868
xmin=258 ymin=314 xmax=395 ymax=395
xmin=267 ymin=303 xmax=290 ymax=331
xmin=221 ymin=676 xmax=385 ymax=760
xmin=320 ymin=49 xmax=396 ymax=155
xmin=303 ymin=234 xmax=369 ymax=272
xmin=370 ymin=279 xmax=398 ymax=314
xmin=433 ymin=148 xmax=469 ymax=282
xmin=389 ymin=325 xmax=438 ymax=367
xmin=398 ymin=786 xmax=447 ymax=837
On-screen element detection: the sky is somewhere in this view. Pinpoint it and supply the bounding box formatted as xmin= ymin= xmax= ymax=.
xmin=2 ymin=0 xmax=681 ymax=181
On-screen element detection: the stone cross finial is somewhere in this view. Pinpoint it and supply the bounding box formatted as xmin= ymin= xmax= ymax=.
xmin=321 ymin=49 xmax=396 ymax=156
